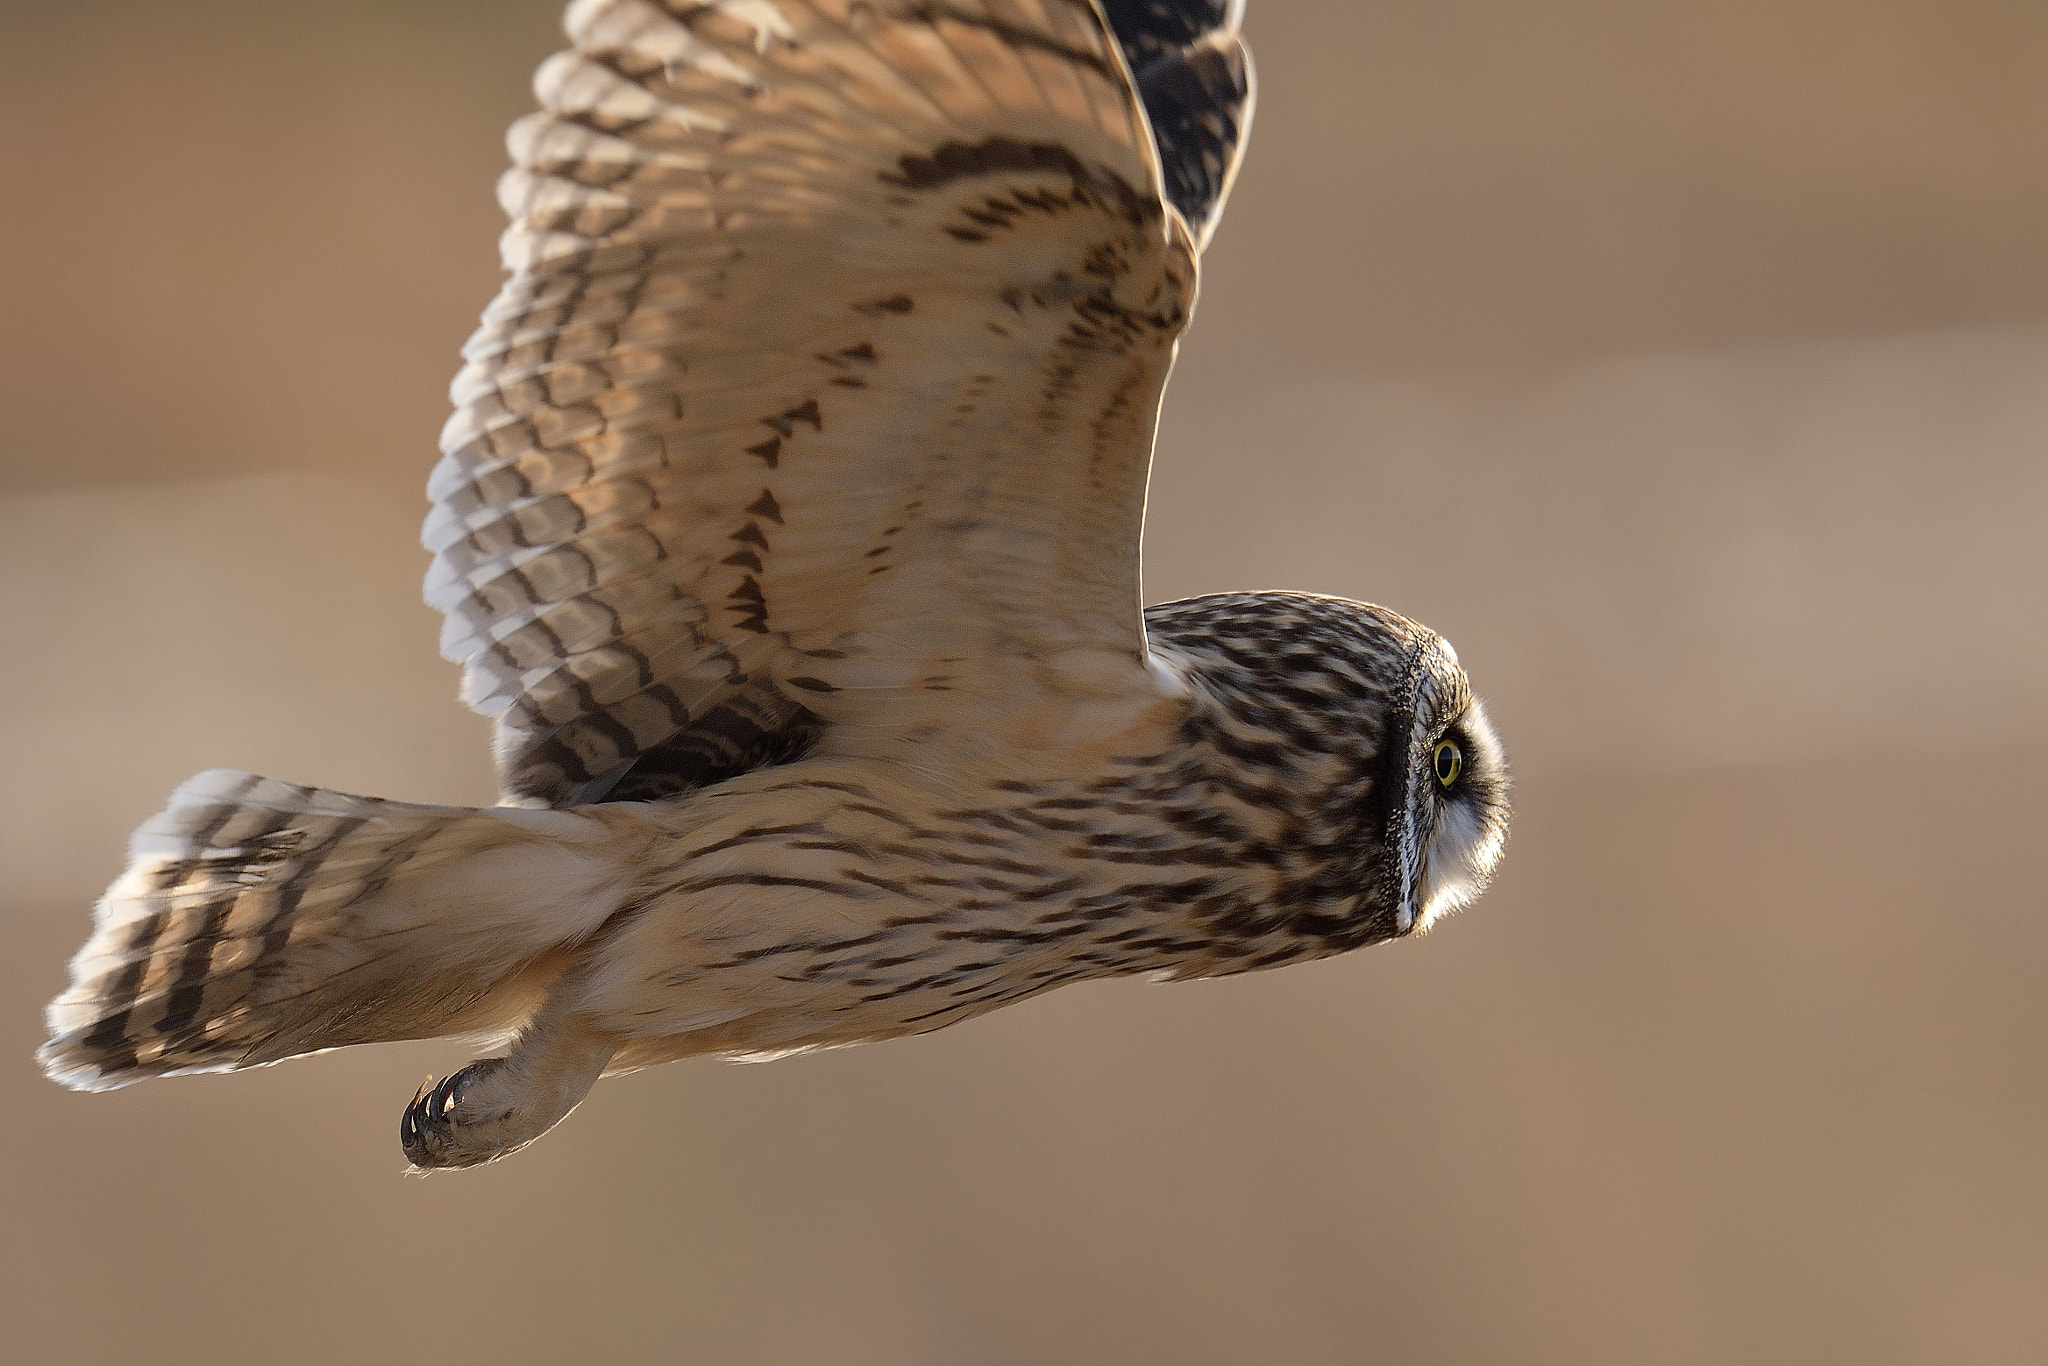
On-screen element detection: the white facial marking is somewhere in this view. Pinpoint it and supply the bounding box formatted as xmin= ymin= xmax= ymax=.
xmin=1413 ymin=699 xmax=1509 ymax=933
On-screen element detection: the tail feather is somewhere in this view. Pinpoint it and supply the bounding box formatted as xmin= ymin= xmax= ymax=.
xmin=42 ymin=770 xmax=629 ymax=1091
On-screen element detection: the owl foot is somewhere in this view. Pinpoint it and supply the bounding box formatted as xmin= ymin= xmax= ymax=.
xmin=398 ymin=1009 xmax=617 ymax=1171
xmin=400 ymin=1059 xmax=527 ymax=1170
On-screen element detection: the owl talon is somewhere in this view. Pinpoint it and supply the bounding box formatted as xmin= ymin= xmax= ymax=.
xmin=397 ymin=1015 xmax=613 ymax=1171
xmin=400 ymin=1060 xmax=509 ymax=1169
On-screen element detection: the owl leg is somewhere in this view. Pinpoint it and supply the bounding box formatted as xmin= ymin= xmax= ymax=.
xmin=400 ymin=997 xmax=617 ymax=1171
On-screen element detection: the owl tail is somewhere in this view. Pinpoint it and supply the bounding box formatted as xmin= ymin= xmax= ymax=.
xmin=40 ymin=770 xmax=630 ymax=1092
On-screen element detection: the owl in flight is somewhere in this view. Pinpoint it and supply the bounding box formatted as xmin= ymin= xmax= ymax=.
xmin=43 ymin=0 xmax=1510 ymax=1168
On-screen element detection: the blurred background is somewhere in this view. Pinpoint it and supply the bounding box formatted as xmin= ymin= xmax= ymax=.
xmin=3 ymin=1 xmax=2045 ymax=1361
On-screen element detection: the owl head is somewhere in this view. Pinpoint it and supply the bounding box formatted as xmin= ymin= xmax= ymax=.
xmin=1387 ymin=632 xmax=1511 ymax=934
xmin=1145 ymin=591 xmax=1511 ymax=960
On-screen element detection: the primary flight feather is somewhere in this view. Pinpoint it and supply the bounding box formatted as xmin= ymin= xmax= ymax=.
xmin=42 ymin=0 xmax=1509 ymax=1169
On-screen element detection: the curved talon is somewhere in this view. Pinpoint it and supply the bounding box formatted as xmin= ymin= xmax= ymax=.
xmin=400 ymin=1061 xmax=504 ymax=1170
xmin=397 ymin=1018 xmax=613 ymax=1170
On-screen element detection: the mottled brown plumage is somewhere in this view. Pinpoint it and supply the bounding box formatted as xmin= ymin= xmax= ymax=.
xmin=42 ymin=0 xmax=1508 ymax=1169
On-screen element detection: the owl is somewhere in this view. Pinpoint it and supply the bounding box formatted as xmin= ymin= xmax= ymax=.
xmin=41 ymin=0 xmax=1510 ymax=1169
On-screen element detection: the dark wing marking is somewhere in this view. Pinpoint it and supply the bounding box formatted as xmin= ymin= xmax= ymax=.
xmin=1099 ymin=0 xmax=1254 ymax=246
xmin=1101 ymin=0 xmax=1238 ymax=64
xmin=599 ymin=693 xmax=824 ymax=803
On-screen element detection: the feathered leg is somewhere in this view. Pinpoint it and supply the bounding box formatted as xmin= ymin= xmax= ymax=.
xmin=399 ymin=983 xmax=620 ymax=1170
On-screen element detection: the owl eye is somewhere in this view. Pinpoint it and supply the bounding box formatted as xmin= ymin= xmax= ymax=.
xmin=1432 ymin=739 xmax=1462 ymax=789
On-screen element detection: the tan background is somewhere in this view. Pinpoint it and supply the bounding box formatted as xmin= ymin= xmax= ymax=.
xmin=4 ymin=2 xmax=2046 ymax=1362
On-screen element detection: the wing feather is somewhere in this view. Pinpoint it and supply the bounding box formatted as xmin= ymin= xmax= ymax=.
xmin=427 ymin=0 xmax=1251 ymax=805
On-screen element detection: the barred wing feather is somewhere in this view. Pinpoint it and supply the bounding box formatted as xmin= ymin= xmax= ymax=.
xmin=425 ymin=0 xmax=1251 ymax=805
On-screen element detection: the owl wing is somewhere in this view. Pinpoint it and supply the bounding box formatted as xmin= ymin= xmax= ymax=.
xmin=424 ymin=0 xmax=1253 ymax=805
xmin=1099 ymin=0 xmax=1255 ymax=249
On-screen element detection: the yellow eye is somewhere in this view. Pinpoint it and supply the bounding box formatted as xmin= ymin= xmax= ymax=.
xmin=1433 ymin=739 xmax=1462 ymax=789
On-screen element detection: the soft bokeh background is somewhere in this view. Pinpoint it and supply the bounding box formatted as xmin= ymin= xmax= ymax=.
xmin=4 ymin=2 xmax=2045 ymax=1361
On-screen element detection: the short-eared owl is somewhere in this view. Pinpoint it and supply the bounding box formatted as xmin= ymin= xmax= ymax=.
xmin=43 ymin=0 xmax=1510 ymax=1168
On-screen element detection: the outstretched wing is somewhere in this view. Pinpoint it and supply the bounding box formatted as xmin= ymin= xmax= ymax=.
xmin=425 ymin=0 xmax=1254 ymax=806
